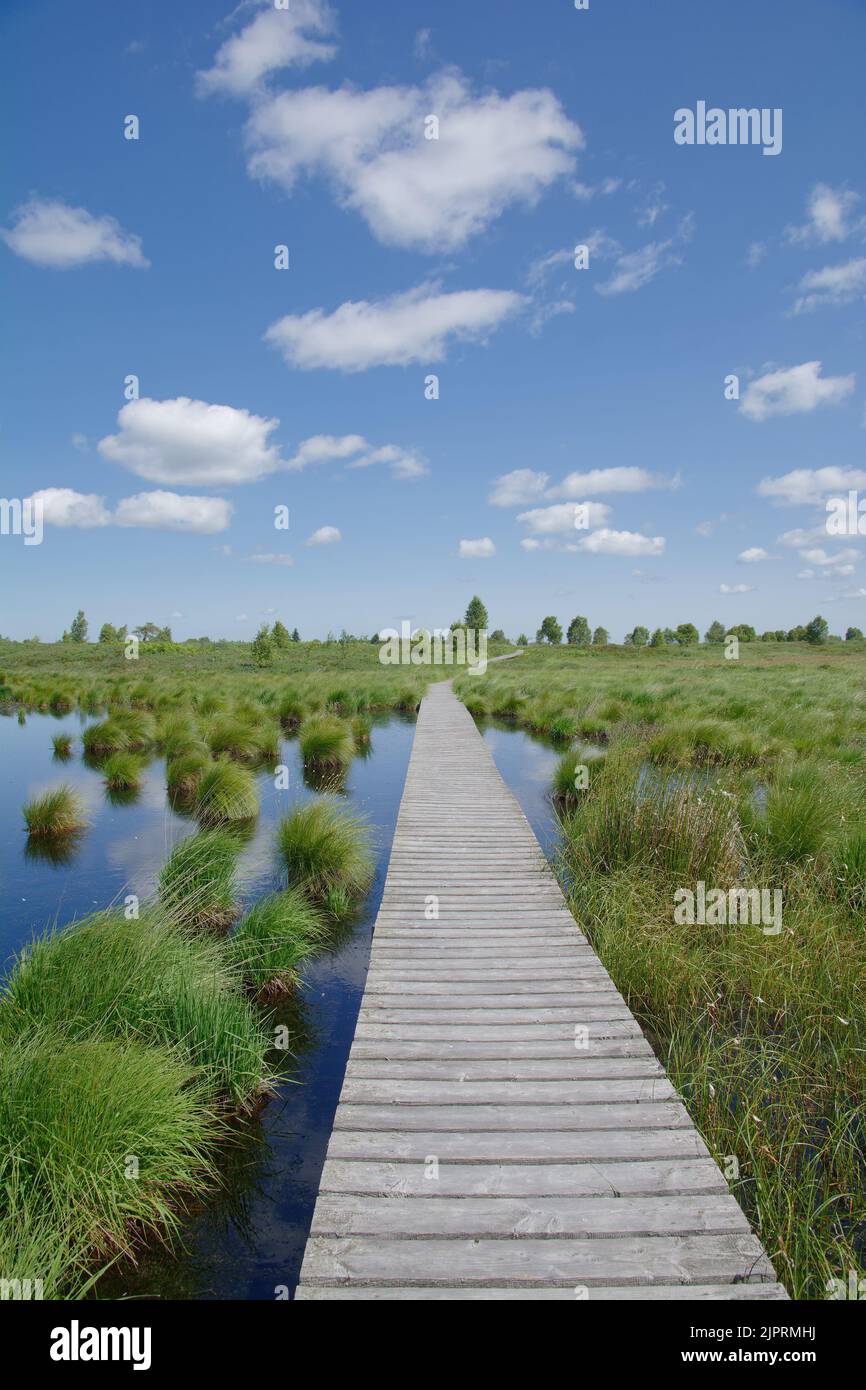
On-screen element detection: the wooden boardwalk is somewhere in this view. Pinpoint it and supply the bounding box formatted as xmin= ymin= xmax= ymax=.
xmin=297 ymin=681 xmax=787 ymax=1300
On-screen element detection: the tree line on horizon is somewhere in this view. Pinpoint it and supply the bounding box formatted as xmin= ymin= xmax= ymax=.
xmin=5 ymin=603 xmax=865 ymax=651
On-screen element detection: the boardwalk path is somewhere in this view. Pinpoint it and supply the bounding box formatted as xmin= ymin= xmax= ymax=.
xmin=297 ymin=680 xmax=787 ymax=1300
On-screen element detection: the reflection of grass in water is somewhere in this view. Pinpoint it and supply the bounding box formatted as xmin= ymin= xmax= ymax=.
xmin=23 ymin=827 xmax=86 ymax=867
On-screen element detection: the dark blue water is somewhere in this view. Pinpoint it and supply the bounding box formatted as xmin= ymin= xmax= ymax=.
xmin=0 ymin=706 xmax=562 ymax=1300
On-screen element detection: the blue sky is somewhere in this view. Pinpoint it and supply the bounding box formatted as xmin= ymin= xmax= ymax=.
xmin=2 ymin=0 xmax=866 ymax=641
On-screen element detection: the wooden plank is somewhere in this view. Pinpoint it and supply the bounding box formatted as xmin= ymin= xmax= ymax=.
xmin=296 ymin=677 xmax=785 ymax=1301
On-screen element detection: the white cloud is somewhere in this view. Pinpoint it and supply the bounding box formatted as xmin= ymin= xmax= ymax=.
xmin=518 ymin=502 xmax=611 ymax=535
xmin=720 ymin=583 xmax=754 ymax=594
xmin=786 ymin=183 xmax=863 ymax=245
xmin=489 ymin=468 xmax=550 ymax=507
xmin=306 ymin=525 xmax=341 ymax=546
xmin=197 ymin=0 xmax=337 ymax=97
xmin=29 ymin=488 xmax=111 ymax=528
xmin=740 ymin=361 xmax=855 ymax=422
xmin=245 ymin=71 xmax=582 ymax=252
xmin=746 ymin=241 xmax=767 ymax=268
xmin=578 ymin=528 xmax=665 ymax=556
xmin=98 ymin=397 xmax=284 ymax=485
xmin=550 ymin=466 xmax=679 ymax=498
xmin=798 ymin=547 xmax=859 ymax=569
xmin=595 ymin=216 xmax=693 ymax=296
xmin=70 ymin=433 xmax=89 ymax=451
xmin=792 ymin=258 xmax=866 ymax=313
xmin=286 ymin=434 xmax=366 ymax=470
xmin=738 ymin=547 xmax=771 ymax=563
xmin=759 ymin=467 xmax=866 ymax=507
xmin=572 ymin=177 xmax=621 ymax=200
xmin=29 ymin=487 xmax=232 ymax=534
xmin=346 ymin=443 xmax=428 ymax=479
xmin=286 ymin=433 xmax=427 ymax=479
xmin=114 ymin=491 xmax=232 ymax=533
xmin=797 ymin=569 xmax=815 ymax=580
xmin=265 ymin=283 xmax=522 ymax=371
xmin=248 ymin=552 xmax=293 ymax=566
xmin=458 ymin=537 xmax=496 ymax=558
xmin=1 ymin=198 xmax=148 ymax=270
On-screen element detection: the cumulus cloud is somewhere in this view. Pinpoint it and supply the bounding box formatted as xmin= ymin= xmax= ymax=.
xmin=578 ymin=528 xmax=665 ymax=556
xmin=265 ymin=283 xmax=522 ymax=371
xmin=28 ymin=487 xmax=231 ymax=534
xmin=458 ymin=537 xmax=496 ymax=558
xmin=798 ymin=547 xmax=859 ymax=569
xmin=786 ymin=183 xmax=864 ymax=245
xmin=550 ymin=467 xmax=679 ymax=498
xmin=792 ymin=258 xmax=866 ymax=313
xmin=306 ymin=525 xmax=341 ymax=546
xmin=114 ymin=491 xmax=232 ymax=533
xmin=197 ymin=0 xmax=337 ymax=97
xmin=1 ymin=198 xmax=148 ymax=269
xmin=720 ymin=583 xmax=754 ymax=594
xmin=98 ymin=397 xmax=283 ymax=485
xmin=518 ymin=502 xmax=611 ymax=536
xmin=285 ymin=433 xmax=427 ymax=479
xmin=29 ymin=488 xmax=111 ymax=528
xmin=244 ymin=70 xmax=582 ymax=252
xmin=758 ymin=467 xmax=866 ymax=506
xmin=488 ymin=468 xmax=550 ymax=507
xmin=738 ymin=547 xmax=771 ymax=563
xmin=740 ymin=361 xmax=855 ymax=422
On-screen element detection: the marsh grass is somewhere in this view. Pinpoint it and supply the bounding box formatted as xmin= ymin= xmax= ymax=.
xmin=299 ymin=715 xmax=355 ymax=770
xmin=22 ymin=785 xmax=87 ymax=838
xmin=0 ymin=1030 xmax=218 ymax=1297
xmin=196 ymin=762 xmax=259 ymax=826
xmin=229 ymin=890 xmax=326 ymax=999
xmin=159 ymin=830 xmax=241 ymax=931
xmin=0 ymin=908 xmax=274 ymax=1108
xmin=102 ymin=751 xmax=145 ymax=792
xmin=166 ymin=747 xmax=210 ymax=800
xmin=278 ymin=798 xmax=374 ymax=902
xmin=51 ymin=733 xmax=73 ymax=759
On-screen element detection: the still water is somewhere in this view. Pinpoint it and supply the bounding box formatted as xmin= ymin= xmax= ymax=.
xmin=0 ymin=706 xmax=562 ymax=1300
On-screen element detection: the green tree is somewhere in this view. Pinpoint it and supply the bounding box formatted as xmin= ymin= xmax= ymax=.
xmin=538 ymin=615 xmax=563 ymax=644
xmin=805 ymin=615 xmax=829 ymax=645
xmin=592 ymin=626 xmax=608 ymax=646
xmin=626 ymin=625 xmax=650 ymax=647
xmin=675 ymin=622 xmax=699 ymax=646
xmin=271 ymin=620 xmax=290 ymax=649
xmin=490 ymin=628 xmax=507 ymax=642
xmin=516 ymin=633 xmax=528 ymax=646
xmin=760 ymin=631 xmax=777 ymax=642
xmin=566 ymin=615 xmax=591 ymax=646
xmin=704 ymin=620 xmax=726 ymax=644
xmin=291 ymin=628 xmax=301 ymax=642
xmin=728 ymin=624 xmax=756 ymax=642
xmin=251 ymin=625 xmax=273 ymax=667
xmin=649 ymin=627 xmax=665 ymax=647
xmin=68 ymin=610 xmax=88 ymax=643
xmin=845 ymin=626 xmax=863 ymax=641
xmin=464 ymin=595 xmax=489 ymax=633
xmin=98 ymin=623 xmax=118 ymax=643
xmin=133 ymin=622 xmax=161 ymax=643
xmin=787 ymin=625 xmax=806 ymax=642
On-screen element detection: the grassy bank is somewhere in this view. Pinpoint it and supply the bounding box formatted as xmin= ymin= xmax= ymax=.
xmin=456 ymin=643 xmax=866 ymax=1298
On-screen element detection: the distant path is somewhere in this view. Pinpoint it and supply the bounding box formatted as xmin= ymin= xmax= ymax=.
xmin=296 ymin=680 xmax=786 ymax=1300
